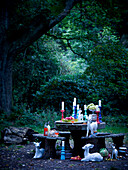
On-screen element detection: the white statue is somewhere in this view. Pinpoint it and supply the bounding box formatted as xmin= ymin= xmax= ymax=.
xmin=86 ymin=114 xmax=98 ymax=137
xmin=81 ymin=143 xmax=103 ymax=162
xmin=111 ymin=143 xmax=118 ymax=159
xmin=78 ymin=109 xmax=83 ymax=121
xmin=33 ymin=142 xmax=45 ymax=159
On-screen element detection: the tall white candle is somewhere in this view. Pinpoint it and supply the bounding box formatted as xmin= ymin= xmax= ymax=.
xmin=84 ymin=104 xmax=87 ymax=110
xmin=74 ymin=98 xmax=76 ymax=106
xmin=62 ymin=141 xmax=65 ymax=147
xmin=73 ymin=102 xmax=75 ymax=109
xmin=99 ymin=100 xmax=101 ymax=107
xmin=77 ymin=104 xmax=79 ymax=110
xmin=62 ymin=101 xmax=64 ymax=110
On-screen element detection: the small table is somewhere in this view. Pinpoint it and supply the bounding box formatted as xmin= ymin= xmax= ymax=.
xmin=55 ymin=121 xmax=106 ymax=157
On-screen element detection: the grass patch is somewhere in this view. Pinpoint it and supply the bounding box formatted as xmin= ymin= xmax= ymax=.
xmin=98 ymin=125 xmax=128 ymax=134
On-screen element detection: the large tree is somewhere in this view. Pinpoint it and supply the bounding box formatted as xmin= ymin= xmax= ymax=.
xmin=0 ymin=0 xmax=81 ymax=114
xmin=0 ymin=0 xmax=128 ymax=114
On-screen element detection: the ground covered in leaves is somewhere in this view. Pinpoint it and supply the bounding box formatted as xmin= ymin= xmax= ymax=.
xmin=0 ymin=142 xmax=128 ymax=170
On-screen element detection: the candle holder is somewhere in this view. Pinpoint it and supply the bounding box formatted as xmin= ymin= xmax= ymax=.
xmin=72 ymin=107 xmax=75 ymax=118
xmin=61 ymin=143 xmax=65 ymax=160
xmin=74 ymin=106 xmax=77 ymax=119
xmin=84 ymin=110 xmax=87 ymax=122
xmin=61 ymin=110 xmax=65 ymax=120
xmin=95 ymin=111 xmax=100 ymax=124
xmin=77 ymin=109 xmax=79 ymax=119
xmin=99 ymin=106 xmax=102 ymax=123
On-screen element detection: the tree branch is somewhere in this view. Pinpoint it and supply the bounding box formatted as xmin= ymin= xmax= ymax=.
xmin=67 ymin=39 xmax=83 ymax=57
xmin=9 ymin=0 xmax=81 ymax=55
xmin=45 ymin=32 xmax=76 ymax=40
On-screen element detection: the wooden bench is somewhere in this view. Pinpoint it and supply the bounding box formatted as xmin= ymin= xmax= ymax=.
xmin=58 ymin=131 xmax=71 ymax=150
xmin=81 ymin=133 xmax=125 ymax=153
xmin=33 ymin=134 xmax=65 ymax=159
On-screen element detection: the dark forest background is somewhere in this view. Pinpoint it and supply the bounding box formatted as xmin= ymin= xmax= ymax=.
xmin=0 ymin=0 xmax=128 ymax=131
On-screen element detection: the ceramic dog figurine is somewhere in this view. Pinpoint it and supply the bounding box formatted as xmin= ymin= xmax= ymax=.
xmin=86 ymin=115 xmax=98 ymax=137
xmin=81 ymin=143 xmax=103 ymax=162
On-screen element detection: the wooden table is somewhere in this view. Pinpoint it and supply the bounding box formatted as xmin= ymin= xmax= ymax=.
xmin=55 ymin=121 xmax=106 ymax=157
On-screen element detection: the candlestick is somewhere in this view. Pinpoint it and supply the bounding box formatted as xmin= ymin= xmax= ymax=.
xmin=61 ymin=141 xmax=65 ymax=160
xmin=61 ymin=110 xmax=65 ymax=120
xmin=84 ymin=109 xmax=87 ymax=122
xmin=74 ymin=106 xmax=77 ymax=119
xmin=99 ymin=106 xmax=102 ymax=123
xmin=96 ymin=111 xmax=100 ymax=124
xmin=72 ymin=102 xmax=75 ymax=118
xmin=76 ymin=104 xmax=79 ymax=119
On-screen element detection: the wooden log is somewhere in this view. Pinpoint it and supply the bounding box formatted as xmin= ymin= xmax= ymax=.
xmin=1 ymin=126 xmax=37 ymax=144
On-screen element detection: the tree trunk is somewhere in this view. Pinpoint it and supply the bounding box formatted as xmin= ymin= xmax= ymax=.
xmin=0 ymin=43 xmax=12 ymax=115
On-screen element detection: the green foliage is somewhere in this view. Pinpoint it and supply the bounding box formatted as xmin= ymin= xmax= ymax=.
xmin=0 ymin=105 xmax=61 ymax=136
xmin=34 ymin=74 xmax=87 ymax=113
xmin=13 ymin=36 xmax=61 ymax=112
xmin=11 ymin=0 xmax=128 ymax=125
xmin=102 ymin=115 xmax=128 ymax=126
xmin=84 ymin=29 xmax=128 ymax=115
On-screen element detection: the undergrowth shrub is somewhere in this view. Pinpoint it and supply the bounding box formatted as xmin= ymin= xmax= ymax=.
xmin=0 ymin=104 xmax=61 ymax=133
xmin=102 ymin=115 xmax=128 ymax=126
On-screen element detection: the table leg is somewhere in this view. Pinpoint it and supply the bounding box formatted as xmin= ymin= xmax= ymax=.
xmin=59 ymin=132 xmax=71 ymax=151
xmin=112 ymin=136 xmax=124 ymax=150
xmin=44 ymin=139 xmax=57 ymax=159
xmin=71 ymin=131 xmax=84 ymax=157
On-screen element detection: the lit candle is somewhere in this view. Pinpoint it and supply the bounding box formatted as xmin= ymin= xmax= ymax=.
xmin=62 ymin=101 xmax=64 ymax=110
xmin=84 ymin=104 xmax=87 ymax=110
xmin=99 ymin=100 xmax=101 ymax=107
xmin=74 ymin=98 xmax=76 ymax=106
xmin=77 ymin=104 xmax=79 ymax=110
xmin=62 ymin=141 xmax=65 ymax=147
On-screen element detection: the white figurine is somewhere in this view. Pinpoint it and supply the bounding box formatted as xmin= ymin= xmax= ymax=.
xmin=78 ymin=109 xmax=83 ymax=121
xmin=33 ymin=142 xmax=45 ymax=159
xmin=86 ymin=115 xmax=98 ymax=137
xmin=81 ymin=143 xmax=103 ymax=162
xmin=111 ymin=143 xmax=118 ymax=159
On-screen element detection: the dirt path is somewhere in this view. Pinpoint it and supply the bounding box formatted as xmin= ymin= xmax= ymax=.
xmin=0 ymin=142 xmax=128 ymax=170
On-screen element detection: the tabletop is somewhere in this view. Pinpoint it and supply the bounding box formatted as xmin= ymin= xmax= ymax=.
xmin=55 ymin=120 xmax=106 ymax=131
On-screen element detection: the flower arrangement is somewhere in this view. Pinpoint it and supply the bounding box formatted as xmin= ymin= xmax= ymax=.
xmin=87 ymin=103 xmax=97 ymax=111
xmin=62 ymin=116 xmax=78 ymax=122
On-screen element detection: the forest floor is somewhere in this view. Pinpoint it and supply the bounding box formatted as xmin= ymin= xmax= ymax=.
xmin=0 ymin=142 xmax=128 ymax=170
